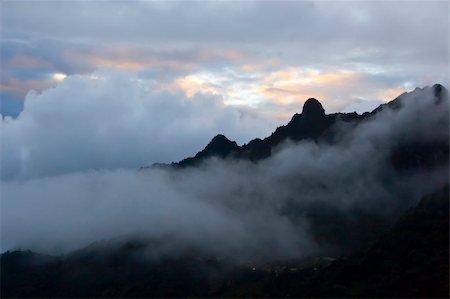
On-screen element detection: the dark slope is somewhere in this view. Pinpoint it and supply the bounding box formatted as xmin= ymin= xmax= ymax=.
xmin=2 ymin=186 xmax=448 ymax=298
xmin=172 ymin=97 xmax=365 ymax=166
xmin=177 ymin=134 xmax=239 ymax=167
xmin=261 ymin=185 xmax=449 ymax=298
xmin=237 ymin=98 xmax=365 ymax=161
xmin=148 ymin=84 xmax=447 ymax=168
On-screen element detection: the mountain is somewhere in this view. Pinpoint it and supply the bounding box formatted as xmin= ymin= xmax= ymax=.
xmin=145 ymin=84 xmax=447 ymax=168
xmin=252 ymin=185 xmax=449 ymax=298
xmin=2 ymin=186 xmax=448 ymax=298
xmin=158 ymin=97 xmax=363 ymax=167
xmin=177 ymin=134 xmax=240 ymax=167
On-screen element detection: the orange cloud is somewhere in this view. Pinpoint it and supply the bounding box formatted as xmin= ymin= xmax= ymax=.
xmin=197 ymin=49 xmax=245 ymax=62
xmin=374 ymin=87 xmax=407 ymax=103
xmin=156 ymin=67 xmax=371 ymax=111
xmin=63 ymin=48 xmax=197 ymax=72
xmin=64 ymin=47 xmax=247 ymax=73
xmin=159 ymin=74 xmax=220 ymax=97
xmin=271 ymin=68 xmax=300 ymax=81
xmin=255 ymin=68 xmax=361 ymax=105
xmin=239 ymin=64 xmax=262 ymax=73
xmin=4 ymin=55 xmax=51 ymax=69
xmin=0 ymin=78 xmax=54 ymax=97
xmin=239 ymin=58 xmax=279 ymax=73
xmin=87 ymin=56 xmax=197 ymax=72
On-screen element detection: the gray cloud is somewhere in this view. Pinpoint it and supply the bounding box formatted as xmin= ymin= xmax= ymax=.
xmin=2 ymin=1 xmax=447 ymax=48
xmin=1 ymin=1 xmax=447 ymax=117
xmin=0 ymin=92 xmax=23 ymax=118
xmin=0 ymin=69 xmax=277 ymax=180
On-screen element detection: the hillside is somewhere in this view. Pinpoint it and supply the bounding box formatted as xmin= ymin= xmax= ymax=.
xmin=2 ymin=185 xmax=448 ymax=298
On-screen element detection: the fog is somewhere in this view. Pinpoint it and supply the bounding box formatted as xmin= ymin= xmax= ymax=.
xmin=1 ymin=85 xmax=448 ymax=261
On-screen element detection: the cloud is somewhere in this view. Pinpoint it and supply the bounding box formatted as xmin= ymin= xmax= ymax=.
xmin=1 ymin=1 xmax=447 ymax=118
xmin=1 ymin=168 xmax=315 ymax=259
xmin=1 ymin=85 xmax=448 ymax=260
xmin=2 ymin=1 xmax=447 ymax=49
xmin=0 ymin=93 xmax=24 ymax=118
xmin=0 ymin=69 xmax=277 ymax=180
xmin=3 ymin=54 xmax=51 ymax=69
xmin=0 ymin=76 xmax=54 ymax=96
xmin=160 ymin=67 xmax=415 ymax=115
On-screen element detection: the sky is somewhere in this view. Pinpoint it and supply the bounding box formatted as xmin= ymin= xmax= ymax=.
xmin=1 ymin=1 xmax=448 ymax=118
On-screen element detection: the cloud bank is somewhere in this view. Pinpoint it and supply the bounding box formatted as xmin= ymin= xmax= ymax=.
xmin=1 ymin=85 xmax=447 ymax=260
xmin=0 ymin=70 xmax=276 ymax=180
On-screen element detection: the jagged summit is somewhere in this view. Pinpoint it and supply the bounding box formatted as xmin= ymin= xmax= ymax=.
xmin=302 ymin=98 xmax=325 ymax=117
xmin=203 ymin=134 xmax=238 ymax=156
xmin=141 ymin=84 xmax=448 ymax=169
xmin=175 ymin=134 xmax=239 ymax=167
xmin=432 ymin=83 xmax=448 ymax=99
xmin=207 ymin=134 xmax=233 ymax=147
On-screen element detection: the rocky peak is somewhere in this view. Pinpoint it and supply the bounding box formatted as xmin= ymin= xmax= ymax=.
xmin=199 ymin=134 xmax=239 ymax=158
xmin=302 ymin=98 xmax=325 ymax=118
xmin=206 ymin=134 xmax=235 ymax=148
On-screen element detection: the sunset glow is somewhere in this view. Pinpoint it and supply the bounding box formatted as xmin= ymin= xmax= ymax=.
xmin=52 ymin=73 xmax=67 ymax=81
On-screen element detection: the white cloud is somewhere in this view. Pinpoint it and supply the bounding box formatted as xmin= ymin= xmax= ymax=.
xmin=0 ymin=69 xmax=276 ymax=180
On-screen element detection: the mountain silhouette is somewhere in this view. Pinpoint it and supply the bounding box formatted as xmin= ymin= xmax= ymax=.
xmin=145 ymin=84 xmax=447 ymax=168
xmin=302 ymin=98 xmax=326 ymax=117
xmin=162 ymin=97 xmax=361 ymax=167
xmin=177 ymin=134 xmax=240 ymax=167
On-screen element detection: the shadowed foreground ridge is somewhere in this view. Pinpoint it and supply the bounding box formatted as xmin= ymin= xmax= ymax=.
xmin=2 ymin=186 xmax=448 ymax=298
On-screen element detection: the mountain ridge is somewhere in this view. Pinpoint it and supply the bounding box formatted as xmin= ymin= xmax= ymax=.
xmin=142 ymin=84 xmax=447 ymax=169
